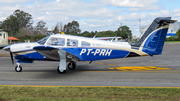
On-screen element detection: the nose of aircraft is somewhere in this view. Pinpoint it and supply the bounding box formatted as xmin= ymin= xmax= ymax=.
xmin=3 ymin=45 xmax=11 ymax=51
xmin=2 ymin=45 xmax=14 ymax=64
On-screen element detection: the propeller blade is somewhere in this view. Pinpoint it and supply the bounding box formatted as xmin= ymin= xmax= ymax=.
xmin=0 ymin=46 xmax=5 ymax=49
xmin=10 ymin=52 xmax=14 ymax=64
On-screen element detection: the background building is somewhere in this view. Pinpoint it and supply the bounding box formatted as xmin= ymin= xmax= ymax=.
xmin=8 ymin=37 xmax=19 ymax=45
xmin=0 ymin=29 xmax=8 ymax=45
xmin=167 ymin=22 xmax=180 ymax=36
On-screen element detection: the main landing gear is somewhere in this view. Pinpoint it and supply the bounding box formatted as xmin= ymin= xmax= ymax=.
xmin=57 ymin=66 xmax=66 ymax=74
xmin=57 ymin=50 xmax=76 ymax=74
xmin=67 ymin=61 xmax=76 ymax=70
xmin=57 ymin=50 xmax=67 ymax=74
xmin=57 ymin=61 xmax=76 ymax=74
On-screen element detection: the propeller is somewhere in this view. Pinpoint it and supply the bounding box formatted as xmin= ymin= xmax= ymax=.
xmin=2 ymin=45 xmax=14 ymax=64
xmin=0 ymin=46 xmax=5 ymax=49
xmin=10 ymin=52 xmax=14 ymax=64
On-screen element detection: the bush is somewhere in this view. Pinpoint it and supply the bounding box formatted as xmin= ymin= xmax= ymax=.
xmin=166 ymin=36 xmax=180 ymax=41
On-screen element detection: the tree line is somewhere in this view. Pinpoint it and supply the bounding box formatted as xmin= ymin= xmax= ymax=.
xmin=0 ymin=9 xmax=132 ymax=42
xmin=0 ymin=9 xmax=48 ymax=38
xmin=166 ymin=29 xmax=180 ymax=41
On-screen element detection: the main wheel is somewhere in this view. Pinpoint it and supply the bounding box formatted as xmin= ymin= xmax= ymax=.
xmin=67 ymin=62 xmax=76 ymax=70
xmin=57 ymin=66 xmax=66 ymax=74
xmin=15 ymin=65 xmax=22 ymax=72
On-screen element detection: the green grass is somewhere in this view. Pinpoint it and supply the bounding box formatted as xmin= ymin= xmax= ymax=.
xmin=0 ymin=86 xmax=180 ymax=101
xmin=165 ymin=41 xmax=180 ymax=43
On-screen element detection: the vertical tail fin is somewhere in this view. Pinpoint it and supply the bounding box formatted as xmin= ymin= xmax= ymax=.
xmin=139 ymin=25 xmax=169 ymax=55
xmin=132 ymin=17 xmax=177 ymax=56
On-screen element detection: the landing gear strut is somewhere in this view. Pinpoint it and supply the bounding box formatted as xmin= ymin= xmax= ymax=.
xmin=15 ymin=63 xmax=22 ymax=72
xmin=57 ymin=50 xmax=67 ymax=74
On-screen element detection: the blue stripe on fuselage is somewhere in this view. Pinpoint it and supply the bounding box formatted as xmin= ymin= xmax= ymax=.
xmin=62 ymin=47 xmax=130 ymax=61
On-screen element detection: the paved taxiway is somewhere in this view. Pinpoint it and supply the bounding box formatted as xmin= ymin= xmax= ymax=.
xmin=0 ymin=43 xmax=180 ymax=87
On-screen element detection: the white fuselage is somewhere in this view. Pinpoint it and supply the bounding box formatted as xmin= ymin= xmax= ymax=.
xmin=9 ymin=34 xmax=132 ymax=57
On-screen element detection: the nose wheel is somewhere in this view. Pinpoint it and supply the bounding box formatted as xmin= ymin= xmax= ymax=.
xmin=15 ymin=65 xmax=22 ymax=72
xmin=67 ymin=61 xmax=76 ymax=70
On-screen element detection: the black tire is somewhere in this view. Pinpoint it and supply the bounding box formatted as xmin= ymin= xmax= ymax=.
xmin=57 ymin=66 xmax=66 ymax=74
xmin=15 ymin=65 xmax=22 ymax=72
xmin=67 ymin=62 xmax=76 ymax=70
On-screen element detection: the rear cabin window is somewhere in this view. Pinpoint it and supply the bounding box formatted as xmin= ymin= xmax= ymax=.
xmin=81 ymin=41 xmax=90 ymax=46
xmin=47 ymin=37 xmax=65 ymax=46
xmin=67 ymin=39 xmax=78 ymax=46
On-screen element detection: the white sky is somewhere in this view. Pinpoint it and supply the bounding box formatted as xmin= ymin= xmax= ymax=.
xmin=0 ymin=0 xmax=180 ymax=36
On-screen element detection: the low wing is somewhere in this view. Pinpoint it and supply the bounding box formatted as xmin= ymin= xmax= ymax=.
xmin=33 ymin=46 xmax=60 ymax=60
xmin=33 ymin=46 xmax=82 ymax=61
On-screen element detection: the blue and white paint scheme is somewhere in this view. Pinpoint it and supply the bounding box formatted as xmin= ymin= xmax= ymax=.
xmin=2 ymin=17 xmax=177 ymax=74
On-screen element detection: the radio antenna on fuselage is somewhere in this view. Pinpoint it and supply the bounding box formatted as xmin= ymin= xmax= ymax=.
xmin=93 ymin=33 xmax=99 ymax=39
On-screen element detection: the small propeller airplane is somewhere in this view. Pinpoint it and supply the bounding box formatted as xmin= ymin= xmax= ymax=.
xmin=2 ymin=17 xmax=177 ymax=74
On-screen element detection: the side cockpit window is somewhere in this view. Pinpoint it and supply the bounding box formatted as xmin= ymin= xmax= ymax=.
xmin=47 ymin=37 xmax=65 ymax=46
xmin=81 ymin=41 xmax=90 ymax=46
xmin=67 ymin=39 xmax=78 ymax=46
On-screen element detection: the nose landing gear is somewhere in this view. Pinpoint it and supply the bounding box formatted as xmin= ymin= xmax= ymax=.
xmin=15 ymin=63 xmax=22 ymax=72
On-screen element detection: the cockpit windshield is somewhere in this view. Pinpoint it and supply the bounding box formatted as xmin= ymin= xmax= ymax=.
xmin=37 ymin=36 xmax=50 ymax=45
